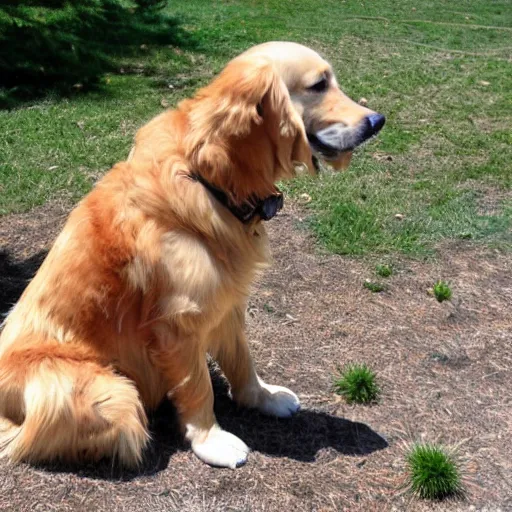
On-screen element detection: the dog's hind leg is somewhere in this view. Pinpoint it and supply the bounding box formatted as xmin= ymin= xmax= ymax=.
xmin=0 ymin=348 xmax=149 ymax=467
xmin=210 ymin=306 xmax=301 ymax=418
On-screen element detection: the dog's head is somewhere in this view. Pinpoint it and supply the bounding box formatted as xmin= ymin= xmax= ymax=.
xmin=183 ymin=41 xmax=385 ymax=200
xmin=243 ymin=41 xmax=385 ymax=172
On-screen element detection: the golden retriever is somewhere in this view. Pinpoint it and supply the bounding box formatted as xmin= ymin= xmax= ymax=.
xmin=0 ymin=42 xmax=384 ymax=469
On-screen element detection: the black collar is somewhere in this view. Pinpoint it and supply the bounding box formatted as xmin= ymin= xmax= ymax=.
xmin=191 ymin=173 xmax=283 ymax=224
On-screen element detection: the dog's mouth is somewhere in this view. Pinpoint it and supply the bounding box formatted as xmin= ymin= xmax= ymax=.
xmin=307 ymin=113 xmax=385 ymax=169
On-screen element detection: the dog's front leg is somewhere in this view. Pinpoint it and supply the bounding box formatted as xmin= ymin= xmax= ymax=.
xmin=211 ymin=306 xmax=301 ymax=417
xmin=156 ymin=339 xmax=249 ymax=469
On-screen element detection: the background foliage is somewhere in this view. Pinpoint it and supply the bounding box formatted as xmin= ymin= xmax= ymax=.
xmin=0 ymin=0 xmax=186 ymax=107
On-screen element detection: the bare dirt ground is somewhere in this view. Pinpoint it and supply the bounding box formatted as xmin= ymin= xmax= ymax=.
xmin=0 ymin=201 xmax=510 ymax=511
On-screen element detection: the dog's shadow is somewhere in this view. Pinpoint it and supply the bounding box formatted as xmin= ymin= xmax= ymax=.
xmin=0 ymin=250 xmax=48 ymax=315
xmin=212 ymin=372 xmax=388 ymax=462
xmin=44 ymin=369 xmax=387 ymax=481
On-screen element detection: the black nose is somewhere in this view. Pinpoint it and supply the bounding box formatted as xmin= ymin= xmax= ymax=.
xmin=358 ymin=113 xmax=385 ymax=144
xmin=366 ymin=113 xmax=385 ymax=135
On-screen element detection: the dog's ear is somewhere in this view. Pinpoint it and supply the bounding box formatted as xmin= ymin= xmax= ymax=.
xmin=184 ymin=57 xmax=314 ymax=187
xmin=255 ymin=61 xmax=315 ymax=179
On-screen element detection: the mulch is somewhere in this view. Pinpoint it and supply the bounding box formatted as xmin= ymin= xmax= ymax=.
xmin=0 ymin=201 xmax=510 ymax=511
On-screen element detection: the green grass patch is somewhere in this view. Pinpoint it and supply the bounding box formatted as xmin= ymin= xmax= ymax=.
xmin=1 ymin=0 xmax=510 ymax=257
xmin=334 ymin=364 xmax=380 ymax=404
xmin=375 ymin=264 xmax=393 ymax=278
xmin=407 ymin=444 xmax=463 ymax=500
xmin=285 ymin=159 xmax=511 ymax=256
xmin=433 ymin=280 xmax=453 ymax=302
xmin=363 ymin=280 xmax=386 ymax=293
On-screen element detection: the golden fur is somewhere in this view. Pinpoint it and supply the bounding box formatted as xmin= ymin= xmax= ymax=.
xmin=0 ymin=42 xmax=380 ymax=469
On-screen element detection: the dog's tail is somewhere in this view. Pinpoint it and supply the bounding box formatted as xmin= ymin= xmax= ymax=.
xmin=0 ymin=344 xmax=150 ymax=467
xmin=0 ymin=417 xmax=21 ymax=459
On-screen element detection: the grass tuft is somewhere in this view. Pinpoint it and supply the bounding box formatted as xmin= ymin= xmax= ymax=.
xmin=364 ymin=280 xmax=386 ymax=293
xmin=433 ymin=280 xmax=452 ymax=302
xmin=375 ymin=263 xmax=393 ymax=278
xmin=334 ymin=363 xmax=380 ymax=404
xmin=406 ymin=444 xmax=462 ymax=500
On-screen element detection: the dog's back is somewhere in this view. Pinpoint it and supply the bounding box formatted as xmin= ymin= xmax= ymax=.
xmin=0 ymin=163 xmax=154 ymax=466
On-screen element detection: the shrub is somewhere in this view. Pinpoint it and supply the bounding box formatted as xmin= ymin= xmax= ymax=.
xmin=407 ymin=443 xmax=462 ymax=500
xmin=433 ymin=280 xmax=452 ymax=302
xmin=364 ymin=280 xmax=386 ymax=293
xmin=334 ymin=363 xmax=380 ymax=404
xmin=375 ymin=263 xmax=393 ymax=277
xmin=0 ymin=0 xmax=187 ymax=107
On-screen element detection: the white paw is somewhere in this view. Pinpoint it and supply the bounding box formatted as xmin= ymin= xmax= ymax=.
xmin=257 ymin=381 xmax=301 ymax=418
xmin=191 ymin=425 xmax=249 ymax=469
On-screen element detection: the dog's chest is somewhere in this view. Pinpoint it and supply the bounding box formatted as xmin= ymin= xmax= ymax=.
xmin=159 ymin=226 xmax=269 ymax=320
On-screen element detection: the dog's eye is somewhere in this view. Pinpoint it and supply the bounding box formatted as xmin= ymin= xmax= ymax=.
xmin=308 ymin=78 xmax=328 ymax=93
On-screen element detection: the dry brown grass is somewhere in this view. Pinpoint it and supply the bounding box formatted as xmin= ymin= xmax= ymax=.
xmin=0 ymin=202 xmax=510 ymax=511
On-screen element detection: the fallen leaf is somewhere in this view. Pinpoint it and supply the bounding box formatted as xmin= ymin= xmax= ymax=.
xmin=373 ymin=152 xmax=393 ymax=162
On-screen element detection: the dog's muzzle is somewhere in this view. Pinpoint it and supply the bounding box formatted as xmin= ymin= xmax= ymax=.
xmin=307 ymin=113 xmax=386 ymax=161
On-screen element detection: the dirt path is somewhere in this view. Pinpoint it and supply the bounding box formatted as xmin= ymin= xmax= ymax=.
xmin=0 ymin=202 xmax=510 ymax=511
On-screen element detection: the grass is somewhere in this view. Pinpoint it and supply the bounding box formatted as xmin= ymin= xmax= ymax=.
xmin=433 ymin=280 xmax=453 ymax=302
xmin=1 ymin=0 xmax=511 ymax=257
xmin=334 ymin=364 xmax=380 ymax=404
xmin=376 ymin=264 xmax=393 ymax=278
xmin=363 ymin=280 xmax=386 ymax=293
xmin=406 ymin=444 xmax=462 ymax=500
